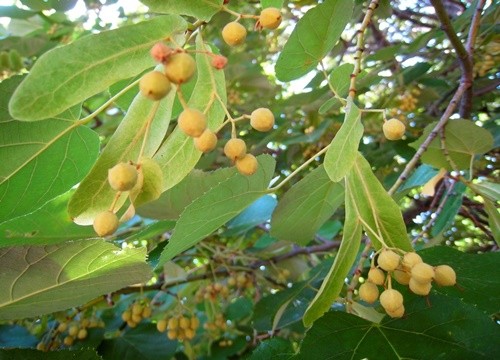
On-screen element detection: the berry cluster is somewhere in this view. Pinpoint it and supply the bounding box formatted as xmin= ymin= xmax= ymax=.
xmin=473 ymin=40 xmax=499 ymax=77
xmin=203 ymin=313 xmax=227 ymax=332
xmin=358 ymin=249 xmax=457 ymax=318
xmin=157 ymin=314 xmax=200 ymax=341
xmin=0 ymin=49 xmax=23 ymax=76
xmin=195 ymin=282 xmax=230 ymax=302
xmin=121 ymin=301 xmax=153 ymax=328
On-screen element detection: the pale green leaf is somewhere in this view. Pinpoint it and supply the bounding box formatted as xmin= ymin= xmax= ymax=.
xmin=303 ymin=183 xmax=362 ymax=327
xmin=483 ymin=199 xmax=500 ymax=245
xmin=68 ymin=85 xmax=176 ymax=225
xmin=157 ymin=155 xmax=275 ymax=267
xmin=9 ymin=15 xmax=187 ymax=121
xmin=153 ymin=35 xmax=226 ymax=192
xmin=0 ymin=191 xmax=95 ymax=247
xmin=346 ymin=153 xmax=413 ymax=251
xmin=137 ymin=168 xmax=236 ymax=220
xmin=324 ymin=100 xmax=363 ymax=182
xmin=271 ymin=165 xmax=344 ymax=245
xmin=0 ymin=110 xmax=99 ymax=223
xmin=139 ymin=0 xmax=223 ymax=21
xmin=275 ymin=0 xmax=354 ymax=81
xmin=328 ymin=63 xmax=354 ymax=98
xmin=470 ymin=181 xmax=500 ymax=203
xmin=0 ymin=240 xmax=151 ymax=320
xmin=261 ymin=0 xmax=285 ymax=9
xmin=410 ymin=119 xmax=494 ymax=170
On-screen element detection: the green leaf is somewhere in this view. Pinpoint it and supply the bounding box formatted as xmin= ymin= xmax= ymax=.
xmin=9 ymin=15 xmax=187 ymax=121
xmin=261 ymin=0 xmax=285 ymax=9
xmin=0 ymin=324 xmax=37 ymax=348
xmin=303 ymin=183 xmax=362 ymax=327
xmin=68 ymin=85 xmax=176 ymax=225
xmin=346 ymin=153 xmax=413 ymax=251
xmin=410 ymin=119 xmax=494 ymax=170
xmin=0 ymin=6 xmax=36 ymax=19
xmin=483 ymin=199 xmax=500 ymax=245
xmin=153 ymin=35 xmax=226 ymax=192
xmin=97 ymin=323 xmax=177 ymax=360
xmin=0 ymin=348 xmax=102 ymax=360
xmin=397 ymin=164 xmax=439 ymax=193
xmin=0 ymin=110 xmax=100 ymax=223
xmin=0 ymin=191 xmax=95 ymax=247
xmin=137 ymin=167 xmax=235 ymax=220
xmin=275 ymin=0 xmax=354 ymax=81
xmin=431 ymin=181 xmax=466 ymax=236
xmin=0 ymin=75 xmax=23 ymax=123
xmin=294 ymin=295 xmax=500 ymax=360
xmin=418 ymin=246 xmax=500 ymax=314
xmin=271 ymin=165 xmax=344 ymax=245
xmin=328 ymin=63 xmax=354 ymax=98
xmin=247 ymin=338 xmax=294 ymax=360
xmin=401 ymin=61 xmax=431 ymax=84
xmin=470 ymin=181 xmax=500 ymax=203
xmin=225 ymin=195 xmax=277 ymax=236
xmin=0 ymin=239 xmax=151 ymax=320
xmin=324 ymin=100 xmax=363 ymax=182
xmin=157 ymin=155 xmax=275 ymax=267
xmin=139 ymin=0 xmax=223 ymax=21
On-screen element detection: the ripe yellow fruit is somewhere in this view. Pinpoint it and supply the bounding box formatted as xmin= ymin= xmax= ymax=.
xmin=167 ymin=330 xmax=177 ymax=340
xmin=179 ymin=317 xmax=190 ymax=330
xmin=409 ymin=277 xmax=432 ymax=295
xmin=411 ymin=262 xmax=435 ymax=284
xmin=386 ymin=305 xmax=405 ymax=318
xmin=57 ymin=322 xmax=68 ymax=333
xmin=402 ymin=252 xmax=423 ymax=270
xmin=132 ymin=157 xmax=164 ymax=206
xmin=167 ymin=317 xmax=179 ymax=330
xmin=121 ymin=310 xmax=131 ymax=322
xmin=379 ymin=289 xmax=404 ymax=312
xmin=184 ymin=328 xmax=195 ymax=340
xmin=367 ymin=268 xmax=385 ymax=286
xmin=224 ymin=138 xmax=247 ymax=161
xmin=77 ymin=328 xmax=88 ymax=340
xmin=250 ymin=108 xmax=275 ymax=132
xmin=132 ymin=303 xmax=143 ymax=315
xmin=194 ymin=129 xmax=218 ymax=153
xmin=178 ymin=108 xmax=207 ymax=137
xmin=392 ymin=269 xmax=411 ymax=285
xmin=358 ymin=282 xmax=379 ymax=303
xmin=222 ymin=22 xmax=247 ymax=46
xmin=139 ymin=71 xmax=171 ymax=100
xmin=383 ymin=118 xmax=406 ymax=140
xmin=236 ymin=153 xmax=258 ymax=176
xmin=190 ymin=317 xmax=200 ymax=329
xmin=108 ymin=162 xmax=138 ymax=192
xmin=259 ymin=7 xmax=282 ymax=29
xmin=157 ymin=319 xmax=168 ymax=333
xmin=434 ymin=265 xmax=456 ymax=286
xmin=63 ymin=336 xmax=74 ymax=346
xmin=141 ymin=306 xmax=152 ymax=318
xmin=377 ymin=249 xmax=401 ymax=271
xmin=93 ymin=211 xmax=119 ymax=237
xmin=132 ymin=314 xmax=142 ymax=323
xmin=164 ymin=53 xmax=196 ymax=84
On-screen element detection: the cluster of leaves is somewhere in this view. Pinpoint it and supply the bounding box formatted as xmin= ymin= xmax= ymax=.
xmin=0 ymin=0 xmax=498 ymax=359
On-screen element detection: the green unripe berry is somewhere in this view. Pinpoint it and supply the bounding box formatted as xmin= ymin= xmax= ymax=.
xmin=108 ymin=162 xmax=138 ymax=192
xmin=224 ymin=138 xmax=247 ymax=161
xmin=380 ymin=289 xmax=404 ymax=312
xmin=250 ymin=108 xmax=275 ymax=132
xmin=358 ymin=282 xmax=379 ymax=303
xmin=236 ymin=153 xmax=258 ymax=176
xmin=383 ymin=118 xmax=406 ymax=140
xmin=178 ymin=108 xmax=207 ymax=137
xmin=259 ymin=7 xmax=282 ymax=30
xmin=93 ymin=211 xmax=119 ymax=237
xmin=165 ymin=53 xmax=196 ymax=84
xmin=367 ymin=268 xmax=385 ymax=285
xmin=434 ymin=265 xmax=456 ymax=286
xmin=411 ymin=262 xmax=435 ymax=284
xmin=222 ymin=22 xmax=247 ymax=46
xmin=377 ymin=249 xmax=401 ymax=271
xmin=139 ymin=71 xmax=171 ymax=100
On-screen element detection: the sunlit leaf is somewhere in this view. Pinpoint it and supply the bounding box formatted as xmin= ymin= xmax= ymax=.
xmin=398 ymin=164 xmax=440 ymax=193
xmin=139 ymin=0 xmax=223 ymax=21
xmin=470 ymin=181 xmax=500 ymax=203
xmin=225 ymin=195 xmax=277 ymax=236
xmin=0 ymin=240 xmax=151 ymax=320
xmin=431 ymin=181 xmax=466 ymax=236
xmin=483 ymin=199 xmax=500 ymax=245
xmin=9 ymin=15 xmax=187 ymax=121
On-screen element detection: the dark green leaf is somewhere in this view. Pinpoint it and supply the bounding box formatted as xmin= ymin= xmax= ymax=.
xmin=397 ymin=164 xmax=439 ymax=193
xmin=402 ymin=62 xmax=431 ymax=84
xmin=0 ymin=75 xmax=24 ymax=122
xmin=0 ymin=349 xmax=102 ymax=360
xmin=0 ymin=324 xmax=37 ymax=348
xmin=225 ymin=195 xmax=277 ymax=236
xmin=247 ymin=338 xmax=294 ymax=360
xmin=483 ymin=199 xmax=500 ymax=245
xmin=431 ymin=181 xmax=466 ymax=236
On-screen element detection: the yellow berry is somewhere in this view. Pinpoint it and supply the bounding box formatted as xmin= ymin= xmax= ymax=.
xmin=385 ymin=305 xmax=405 ymax=318
xmin=392 ymin=269 xmax=411 ymax=285
xmin=127 ymin=320 xmax=137 ymax=328
xmin=139 ymin=71 xmax=171 ymax=100
xmin=250 ymin=108 xmax=275 ymax=132
xmin=434 ymin=265 xmax=456 ymax=286
xmin=402 ymin=252 xmax=423 ymax=270
xmin=367 ymin=268 xmax=385 ymax=286
xmin=411 ymin=262 xmax=435 ymax=284
xmin=132 ymin=314 xmax=142 ymax=323
xmin=179 ymin=317 xmax=190 ymax=330
xmin=108 ymin=162 xmax=138 ymax=192
xmin=168 ymin=317 xmax=179 ymax=330
xmin=157 ymin=319 xmax=168 ymax=333
xmin=63 ymin=336 xmax=74 ymax=346
xmin=259 ymin=7 xmax=282 ymax=30
xmin=77 ymin=328 xmax=87 ymax=340
xmin=167 ymin=330 xmax=177 ymax=340
xmin=190 ymin=316 xmax=200 ymax=330
xmin=93 ymin=211 xmax=119 ymax=237
xmin=379 ymin=289 xmax=404 ymax=312
xmin=184 ymin=328 xmax=195 ymax=340
xmin=383 ymin=118 xmax=406 ymax=140
xmin=142 ymin=306 xmax=152 ymax=318
xmin=178 ymin=108 xmax=207 ymax=137
xmin=121 ymin=310 xmax=132 ymax=322
xmin=68 ymin=325 xmax=79 ymax=337
xmin=409 ymin=277 xmax=432 ymax=295
xmin=236 ymin=153 xmax=258 ymax=176
xmin=224 ymin=138 xmax=247 ymax=161
xmin=57 ymin=322 xmax=68 ymax=333
xmin=377 ymin=249 xmax=401 ymax=272
xmin=36 ymin=342 xmax=46 ymax=351
xmin=164 ymin=53 xmax=196 ymax=84
xmin=194 ymin=129 xmax=218 ymax=153
xmin=358 ymin=282 xmax=379 ymax=303
xmin=222 ymin=22 xmax=247 ymax=46
xmin=132 ymin=303 xmax=143 ymax=315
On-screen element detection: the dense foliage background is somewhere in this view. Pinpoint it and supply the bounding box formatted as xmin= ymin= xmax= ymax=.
xmin=0 ymin=0 xmax=498 ymax=359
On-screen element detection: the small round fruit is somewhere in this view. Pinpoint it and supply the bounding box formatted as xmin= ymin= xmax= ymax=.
xmin=259 ymin=7 xmax=282 ymax=29
xmin=211 ymin=55 xmax=228 ymax=70
xmin=179 ymin=317 xmax=190 ymax=330
xmin=184 ymin=328 xmax=195 ymax=340
xmin=139 ymin=71 xmax=171 ymax=100
xmin=194 ymin=129 xmax=218 ymax=153
xmin=57 ymin=322 xmax=68 ymax=333
xmin=93 ymin=211 xmax=119 ymax=237
xmin=132 ymin=314 xmax=142 ymax=323
xmin=434 ymin=265 xmax=456 ymax=286
xmin=190 ymin=317 xmax=200 ymax=329
xmin=358 ymin=282 xmax=379 ymax=303
xmin=157 ymin=319 xmax=168 ymax=333
xmin=392 ymin=269 xmax=411 ymax=285
xmin=386 ymin=305 xmax=405 ymax=318
xmin=121 ymin=310 xmax=132 ymax=322
xmin=409 ymin=277 xmax=432 ymax=295
xmin=222 ymin=22 xmax=247 ymax=46
xmin=165 ymin=53 xmax=196 ymax=84
xmin=250 ymin=108 xmax=275 ymax=132
xmin=167 ymin=330 xmax=177 ymax=340
xmin=167 ymin=317 xmax=179 ymax=330
xmin=108 ymin=162 xmax=138 ymax=191
xmin=367 ymin=268 xmax=385 ymax=286
xmin=132 ymin=303 xmax=143 ymax=315
xmin=178 ymin=108 xmax=207 ymax=137
xmin=236 ymin=153 xmax=258 ymax=176
xmin=150 ymin=42 xmax=172 ymax=63
xmin=142 ymin=306 xmax=152 ymax=318
xmin=383 ymin=118 xmax=406 ymax=140
xmin=77 ymin=328 xmax=88 ymax=340
xmin=380 ymin=289 xmax=404 ymax=312
xmin=411 ymin=262 xmax=435 ymax=284
xmin=402 ymin=252 xmax=423 ymax=270
xmin=63 ymin=336 xmax=74 ymax=346
xmin=377 ymin=249 xmax=401 ymax=272
xmin=224 ymin=138 xmax=247 ymax=161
